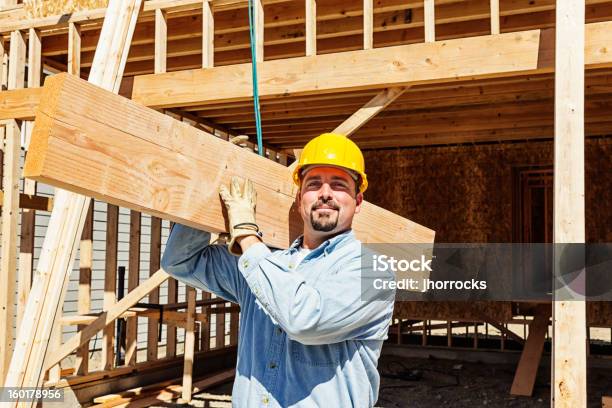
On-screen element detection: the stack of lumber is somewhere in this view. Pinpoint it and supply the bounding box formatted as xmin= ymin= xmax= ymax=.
xmin=90 ymin=368 xmax=235 ymax=407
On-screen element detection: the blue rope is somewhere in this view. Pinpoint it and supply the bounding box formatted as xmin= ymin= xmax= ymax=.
xmin=248 ymin=0 xmax=264 ymax=156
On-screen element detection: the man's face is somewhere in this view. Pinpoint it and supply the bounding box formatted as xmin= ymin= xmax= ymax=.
xmin=297 ymin=166 xmax=363 ymax=234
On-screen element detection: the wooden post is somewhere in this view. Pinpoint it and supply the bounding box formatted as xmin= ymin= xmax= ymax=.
xmin=305 ymin=0 xmax=316 ymax=56
xmin=181 ymin=286 xmax=197 ymax=402
xmin=424 ymin=0 xmax=435 ymax=42
xmin=490 ymin=0 xmax=500 ymax=35
xmin=363 ymin=0 xmax=373 ymax=50
xmin=68 ymin=22 xmax=81 ymax=77
xmin=154 ymin=9 xmax=167 ymax=74
xmin=202 ymin=0 xmax=213 ymax=68
xmin=215 ymin=296 xmax=226 ymax=349
xmin=0 ymin=36 xmax=7 ymax=90
xmin=254 ymin=0 xmax=264 ymax=62
xmin=229 ymin=303 xmax=239 ymax=346
xmin=511 ymin=306 xmax=551 ymax=396
xmin=4 ymin=0 xmax=142 ymax=399
xmin=552 ymin=0 xmax=587 ymax=406
xmin=0 ymin=29 xmax=25 ymax=384
xmin=17 ymin=27 xmax=41 ymax=334
xmin=125 ymin=210 xmax=141 ymax=366
xmin=147 ymin=216 xmax=162 ymax=361
xmin=71 ymin=22 xmax=89 ymax=376
xmin=167 ymin=279 xmax=178 ymax=357
xmin=102 ymin=204 xmax=119 ymax=370
xmin=200 ymin=295 xmax=211 ymax=351
xmin=74 ymin=201 xmax=94 ymax=375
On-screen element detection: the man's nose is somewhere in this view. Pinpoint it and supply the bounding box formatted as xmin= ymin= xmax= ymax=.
xmin=318 ymin=183 xmax=333 ymax=199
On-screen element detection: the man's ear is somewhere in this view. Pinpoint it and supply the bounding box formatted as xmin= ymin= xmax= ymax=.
xmin=355 ymin=192 xmax=364 ymax=214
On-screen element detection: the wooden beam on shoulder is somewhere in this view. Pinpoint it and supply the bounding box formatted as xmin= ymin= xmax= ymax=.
xmin=24 ymin=73 xmax=435 ymax=248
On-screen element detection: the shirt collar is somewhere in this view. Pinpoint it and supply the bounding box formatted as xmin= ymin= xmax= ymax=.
xmin=288 ymin=229 xmax=355 ymax=255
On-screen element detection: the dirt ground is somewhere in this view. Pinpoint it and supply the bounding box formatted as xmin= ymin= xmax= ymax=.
xmin=173 ymin=353 xmax=611 ymax=408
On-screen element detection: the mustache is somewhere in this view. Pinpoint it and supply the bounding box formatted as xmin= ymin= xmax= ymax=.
xmin=311 ymin=199 xmax=340 ymax=211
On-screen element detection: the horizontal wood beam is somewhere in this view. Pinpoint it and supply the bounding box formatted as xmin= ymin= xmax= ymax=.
xmin=60 ymin=305 xmax=239 ymax=326
xmin=0 ymin=87 xmax=42 ymax=120
xmin=0 ymin=191 xmax=53 ymax=211
xmin=131 ymin=22 xmax=612 ymax=109
xmin=24 ymin=73 xmax=435 ymax=250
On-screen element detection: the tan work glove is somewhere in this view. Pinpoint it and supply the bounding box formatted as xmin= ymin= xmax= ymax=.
xmin=219 ymin=176 xmax=262 ymax=256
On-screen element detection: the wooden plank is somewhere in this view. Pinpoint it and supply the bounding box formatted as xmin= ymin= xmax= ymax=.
xmin=181 ymin=286 xmax=196 ymax=402
xmin=125 ymin=210 xmax=142 ymax=366
xmin=202 ymin=0 xmax=213 ymax=68
xmin=0 ymin=87 xmax=42 ymax=120
xmin=68 ymin=22 xmax=81 ymax=76
xmin=61 ymin=308 xmax=209 ymax=327
xmin=215 ymin=297 xmax=225 ymax=349
xmin=131 ymin=27 xmax=549 ymax=108
xmin=0 ymin=191 xmax=53 ymax=211
xmin=424 ymin=0 xmax=435 ymax=42
xmin=154 ymin=9 xmax=167 ymax=74
xmin=39 ymin=24 xmax=59 ymax=383
xmin=146 ymin=216 xmax=162 ymax=361
xmin=254 ymin=0 xmax=264 ymax=62
xmin=552 ymin=0 xmax=587 ymax=407
xmin=200 ymin=291 xmax=211 ymax=351
xmin=305 ymin=0 xmax=316 ymax=56
xmin=490 ymin=0 xmax=500 ymax=35
xmin=102 ymin=203 xmax=119 ymax=370
xmin=363 ymin=0 xmax=372 ymax=49
xmin=23 ymin=73 xmax=436 ymax=248
xmin=511 ymin=306 xmax=551 ymax=396
xmin=167 ymin=278 xmax=178 ymax=357
xmin=0 ymin=28 xmax=25 ymax=383
xmin=0 ymin=36 xmax=7 ymax=90
xmin=17 ymin=27 xmax=41 ymax=335
xmin=43 ymin=269 xmax=170 ymax=372
xmin=75 ymin=200 xmax=94 ymax=375
xmin=90 ymin=368 xmax=235 ymax=408
xmin=229 ymin=302 xmax=239 ymax=345
xmin=4 ymin=1 xmax=142 ymax=399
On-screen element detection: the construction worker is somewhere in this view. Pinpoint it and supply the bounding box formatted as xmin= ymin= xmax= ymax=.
xmin=161 ymin=133 xmax=394 ymax=407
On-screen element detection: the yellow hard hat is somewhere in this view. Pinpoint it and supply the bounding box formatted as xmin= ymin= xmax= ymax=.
xmin=292 ymin=133 xmax=368 ymax=193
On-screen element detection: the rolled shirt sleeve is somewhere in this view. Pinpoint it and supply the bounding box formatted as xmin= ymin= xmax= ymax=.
xmin=161 ymin=224 xmax=247 ymax=304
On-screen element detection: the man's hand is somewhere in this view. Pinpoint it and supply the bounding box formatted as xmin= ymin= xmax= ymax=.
xmin=219 ymin=176 xmax=263 ymax=256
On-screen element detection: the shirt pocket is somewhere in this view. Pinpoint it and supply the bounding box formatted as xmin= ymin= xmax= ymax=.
xmin=290 ymin=339 xmax=340 ymax=367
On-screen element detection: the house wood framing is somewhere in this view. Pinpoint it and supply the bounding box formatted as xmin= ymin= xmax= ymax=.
xmin=0 ymin=0 xmax=609 ymax=406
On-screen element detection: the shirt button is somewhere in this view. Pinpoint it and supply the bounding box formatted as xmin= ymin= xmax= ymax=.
xmin=269 ymin=361 xmax=277 ymax=369
xmin=242 ymin=260 xmax=249 ymax=268
xmin=262 ymin=396 xmax=269 ymax=404
xmin=277 ymin=327 xmax=282 ymax=334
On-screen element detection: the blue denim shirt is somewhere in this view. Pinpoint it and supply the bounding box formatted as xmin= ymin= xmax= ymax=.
xmin=161 ymin=224 xmax=394 ymax=407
